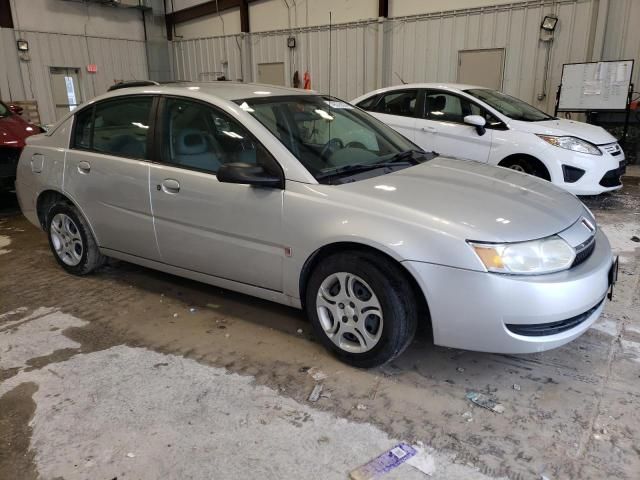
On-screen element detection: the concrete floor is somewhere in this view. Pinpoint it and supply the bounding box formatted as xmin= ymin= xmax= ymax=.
xmin=0 ymin=176 xmax=639 ymax=480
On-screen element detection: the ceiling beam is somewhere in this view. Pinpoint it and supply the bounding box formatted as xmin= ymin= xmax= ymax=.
xmin=239 ymin=0 xmax=249 ymax=33
xmin=0 ymin=0 xmax=14 ymax=29
xmin=378 ymin=0 xmax=388 ymax=18
xmin=166 ymin=0 xmax=255 ymax=39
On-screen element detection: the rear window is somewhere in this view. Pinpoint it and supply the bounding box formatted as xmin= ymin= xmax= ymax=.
xmin=72 ymin=96 xmax=154 ymax=159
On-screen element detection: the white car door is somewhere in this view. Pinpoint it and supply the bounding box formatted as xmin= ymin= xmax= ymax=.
xmin=148 ymin=97 xmax=284 ymax=291
xmin=367 ymin=89 xmax=420 ymax=142
xmin=417 ymin=90 xmax=493 ymax=162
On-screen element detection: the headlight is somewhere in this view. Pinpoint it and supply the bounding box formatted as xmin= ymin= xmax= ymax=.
xmin=468 ymin=236 xmax=575 ymax=274
xmin=537 ymin=135 xmax=601 ymax=155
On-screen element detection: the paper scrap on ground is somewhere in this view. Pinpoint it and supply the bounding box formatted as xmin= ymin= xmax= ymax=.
xmin=350 ymin=443 xmax=416 ymax=480
xmin=466 ymin=392 xmax=505 ymax=414
xmin=406 ymin=445 xmax=435 ymax=476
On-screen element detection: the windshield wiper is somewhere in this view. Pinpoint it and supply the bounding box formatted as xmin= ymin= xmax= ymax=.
xmin=316 ymin=150 xmax=434 ymax=181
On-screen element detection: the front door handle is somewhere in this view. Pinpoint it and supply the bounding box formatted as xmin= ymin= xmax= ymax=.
xmin=159 ymin=178 xmax=180 ymax=194
xmin=77 ymin=160 xmax=91 ymax=174
xmin=421 ymin=126 xmax=437 ymax=133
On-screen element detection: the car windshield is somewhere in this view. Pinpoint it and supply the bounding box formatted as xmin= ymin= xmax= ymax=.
xmin=0 ymin=102 xmax=9 ymax=118
xmin=465 ymin=89 xmax=554 ymax=122
xmin=234 ymin=95 xmax=432 ymax=184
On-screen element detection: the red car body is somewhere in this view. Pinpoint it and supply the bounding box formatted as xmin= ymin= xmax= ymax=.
xmin=1 ymin=101 xmax=41 ymax=191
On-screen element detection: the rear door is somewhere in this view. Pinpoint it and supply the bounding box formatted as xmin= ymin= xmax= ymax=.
xmin=365 ymin=89 xmax=420 ymax=142
xmin=417 ymin=90 xmax=493 ymax=162
xmin=64 ymin=95 xmax=160 ymax=260
xmin=148 ymin=96 xmax=285 ymax=291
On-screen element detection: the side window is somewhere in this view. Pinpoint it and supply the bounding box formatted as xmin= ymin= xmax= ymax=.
xmin=73 ymin=107 xmax=93 ymax=150
xmin=92 ymin=97 xmax=153 ymax=159
xmin=356 ymin=95 xmax=379 ymax=111
xmin=372 ymin=90 xmax=418 ymax=117
xmin=425 ymin=92 xmax=464 ymax=123
xmin=164 ymin=98 xmax=280 ymax=176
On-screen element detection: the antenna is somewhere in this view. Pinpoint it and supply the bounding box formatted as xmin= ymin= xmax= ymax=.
xmin=328 ymin=11 xmax=332 ymax=99
xmin=394 ymin=72 xmax=407 ymax=85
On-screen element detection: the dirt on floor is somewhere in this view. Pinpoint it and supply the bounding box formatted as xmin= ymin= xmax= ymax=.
xmin=0 ymin=179 xmax=639 ymax=480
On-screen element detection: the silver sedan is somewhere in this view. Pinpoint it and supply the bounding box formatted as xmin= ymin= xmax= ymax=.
xmin=16 ymin=83 xmax=616 ymax=367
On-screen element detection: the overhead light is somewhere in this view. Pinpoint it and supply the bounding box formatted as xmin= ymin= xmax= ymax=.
xmin=540 ymin=15 xmax=558 ymax=32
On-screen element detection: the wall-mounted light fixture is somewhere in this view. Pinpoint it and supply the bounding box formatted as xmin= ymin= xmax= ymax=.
xmin=540 ymin=15 xmax=558 ymax=33
xmin=287 ymin=36 xmax=296 ymax=49
xmin=16 ymin=39 xmax=29 ymax=51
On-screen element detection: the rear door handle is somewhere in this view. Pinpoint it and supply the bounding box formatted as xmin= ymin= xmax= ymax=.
xmin=421 ymin=126 xmax=437 ymax=133
xmin=159 ymin=179 xmax=180 ymax=194
xmin=77 ymin=160 xmax=91 ymax=174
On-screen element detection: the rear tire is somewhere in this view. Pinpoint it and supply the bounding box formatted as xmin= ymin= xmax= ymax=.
xmin=305 ymin=251 xmax=417 ymax=368
xmin=46 ymin=202 xmax=106 ymax=275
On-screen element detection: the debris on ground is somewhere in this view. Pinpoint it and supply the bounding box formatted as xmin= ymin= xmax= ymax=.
xmin=308 ymin=384 xmax=323 ymax=402
xmin=307 ymin=367 xmax=327 ymax=381
xmin=350 ymin=443 xmax=417 ymax=480
xmin=631 ymin=236 xmax=640 ymax=242
xmin=297 ymin=328 xmax=303 ymax=334
xmin=189 ymin=307 xmax=196 ymax=313
xmin=356 ymin=403 xmax=367 ymax=411
xmin=456 ymin=367 xmax=465 ymax=373
xmin=126 ymin=452 xmax=135 ymax=458
xmin=299 ymin=366 xmax=311 ymax=373
xmin=205 ymin=303 xmax=220 ymax=309
xmin=466 ymin=391 xmax=505 ymax=413
xmin=406 ymin=443 xmax=436 ymax=476
xmin=173 ymin=313 xmax=178 ymax=318
xmin=462 ymin=411 xmax=473 ymax=422
xmin=513 ymin=384 xmax=521 ymax=391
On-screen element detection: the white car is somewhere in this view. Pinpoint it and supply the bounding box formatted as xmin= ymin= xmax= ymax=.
xmin=352 ymin=84 xmax=626 ymax=195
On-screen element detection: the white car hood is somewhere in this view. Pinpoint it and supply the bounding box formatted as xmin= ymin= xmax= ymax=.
xmin=512 ymin=118 xmax=617 ymax=145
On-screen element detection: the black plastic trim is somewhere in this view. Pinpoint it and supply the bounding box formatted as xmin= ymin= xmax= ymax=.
xmin=506 ymin=297 xmax=605 ymax=337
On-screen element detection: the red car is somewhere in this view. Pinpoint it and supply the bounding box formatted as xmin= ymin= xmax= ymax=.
xmin=1 ymin=101 xmax=41 ymax=191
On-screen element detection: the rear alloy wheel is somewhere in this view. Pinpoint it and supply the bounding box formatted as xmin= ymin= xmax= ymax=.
xmin=305 ymin=252 xmax=417 ymax=368
xmin=46 ymin=202 xmax=106 ymax=275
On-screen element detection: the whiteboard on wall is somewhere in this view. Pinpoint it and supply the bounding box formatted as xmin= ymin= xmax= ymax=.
xmin=558 ymin=60 xmax=634 ymax=111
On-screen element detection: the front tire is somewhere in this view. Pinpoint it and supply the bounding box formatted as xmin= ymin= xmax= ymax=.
xmin=46 ymin=202 xmax=106 ymax=275
xmin=305 ymin=251 xmax=417 ymax=368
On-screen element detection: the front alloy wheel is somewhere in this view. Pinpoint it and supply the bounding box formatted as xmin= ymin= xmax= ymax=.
xmin=316 ymin=272 xmax=383 ymax=353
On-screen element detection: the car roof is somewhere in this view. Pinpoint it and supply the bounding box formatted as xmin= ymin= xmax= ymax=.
xmin=354 ymin=83 xmax=488 ymax=100
xmin=103 ymin=81 xmax=318 ymax=102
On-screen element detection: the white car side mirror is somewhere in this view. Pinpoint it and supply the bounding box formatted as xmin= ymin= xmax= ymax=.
xmin=464 ymin=115 xmax=487 ymax=136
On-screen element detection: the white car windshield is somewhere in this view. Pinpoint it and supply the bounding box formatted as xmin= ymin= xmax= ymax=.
xmin=465 ymin=89 xmax=554 ymax=122
xmin=235 ymin=95 xmax=433 ymax=184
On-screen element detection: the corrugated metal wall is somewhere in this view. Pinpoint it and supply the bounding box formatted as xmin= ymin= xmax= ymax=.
xmin=172 ymin=20 xmax=379 ymax=100
xmin=171 ymin=0 xmax=602 ymax=111
xmin=385 ymin=0 xmax=596 ymax=113
xmin=602 ymin=0 xmax=640 ymax=90
xmin=0 ymin=28 xmax=148 ymax=125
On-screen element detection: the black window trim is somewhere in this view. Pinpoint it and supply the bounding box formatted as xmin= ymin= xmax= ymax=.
xmin=422 ymin=89 xmax=508 ymax=130
xmin=69 ymin=94 xmax=158 ymax=161
xmin=153 ymin=94 xmax=286 ymax=188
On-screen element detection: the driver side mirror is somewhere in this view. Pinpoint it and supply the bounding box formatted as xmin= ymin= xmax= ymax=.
xmin=8 ymin=104 xmax=23 ymax=115
xmin=464 ymin=115 xmax=487 ymax=136
xmin=217 ymin=162 xmax=283 ymax=189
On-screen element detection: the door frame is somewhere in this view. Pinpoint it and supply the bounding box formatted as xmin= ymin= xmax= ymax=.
xmin=457 ymin=48 xmax=506 ymax=90
xmin=49 ymin=66 xmax=84 ymax=119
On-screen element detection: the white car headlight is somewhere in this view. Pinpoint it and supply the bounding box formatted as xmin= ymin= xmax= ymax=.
xmin=468 ymin=236 xmax=576 ymax=275
xmin=537 ymin=135 xmax=602 ymax=156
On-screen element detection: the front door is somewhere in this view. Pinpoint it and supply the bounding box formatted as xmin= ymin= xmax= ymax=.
xmin=149 ymin=97 xmax=284 ymax=291
xmin=417 ymin=90 xmax=493 ymax=162
xmin=64 ymin=95 xmax=160 ymax=259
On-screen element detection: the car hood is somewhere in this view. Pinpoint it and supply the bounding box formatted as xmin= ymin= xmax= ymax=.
xmin=338 ymin=157 xmax=584 ymax=243
xmin=0 ymin=114 xmax=37 ymax=148
xmin=512 ymin=118 xmax=617 ymax=145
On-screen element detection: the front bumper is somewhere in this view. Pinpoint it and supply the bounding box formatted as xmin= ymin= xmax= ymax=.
xmin=545 ymin=143 xmax=625 ymax=196
xmin=404 ymin=228 xmax=613 ymax=354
